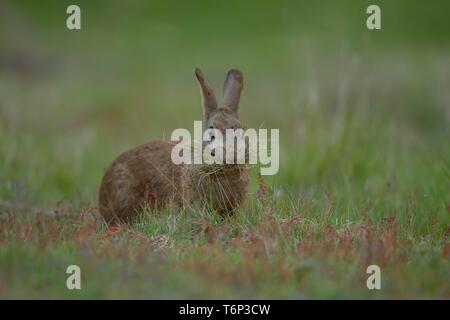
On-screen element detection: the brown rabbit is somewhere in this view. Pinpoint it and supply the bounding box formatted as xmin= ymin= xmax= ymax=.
xmin=99 ymin=68 xmax=249 ymax=222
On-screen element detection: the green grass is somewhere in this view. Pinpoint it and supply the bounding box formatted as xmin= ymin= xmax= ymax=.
xmin=0 ymin=0 xmax=449 ymax=299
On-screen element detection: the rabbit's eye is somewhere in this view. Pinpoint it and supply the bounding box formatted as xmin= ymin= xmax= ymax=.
xmin=208 ymin=126 xmax=215 ymax=140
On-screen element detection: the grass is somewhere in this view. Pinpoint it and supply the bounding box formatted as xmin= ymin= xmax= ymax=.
xmin=0 ymin=0 xmax=449 ymax=299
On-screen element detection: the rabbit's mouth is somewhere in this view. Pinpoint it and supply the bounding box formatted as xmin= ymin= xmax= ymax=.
xmin=199 ymin=162 xmax=248 ymax=175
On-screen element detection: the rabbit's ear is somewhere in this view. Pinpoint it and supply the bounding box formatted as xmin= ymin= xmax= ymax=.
xmin=223 ymin=69 xmax=243 ymax=113
xmin=195 ymin=68 xmax=218 ymax=120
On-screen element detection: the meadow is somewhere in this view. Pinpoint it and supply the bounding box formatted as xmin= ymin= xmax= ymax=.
xmin=0 ymin=0 xmax=449 ymax=298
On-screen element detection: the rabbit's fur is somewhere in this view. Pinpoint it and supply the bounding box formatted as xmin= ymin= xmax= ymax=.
xmin=99 ymin=68 xmax=249 ymax=222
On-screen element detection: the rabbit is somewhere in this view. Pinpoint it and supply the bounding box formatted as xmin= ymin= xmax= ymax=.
xmin=99 ymin=68 xmax=250 ymax=222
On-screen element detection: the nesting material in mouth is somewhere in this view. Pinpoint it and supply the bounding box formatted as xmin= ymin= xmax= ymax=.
xmin=196 ymin=162 xmax=250 ymax=175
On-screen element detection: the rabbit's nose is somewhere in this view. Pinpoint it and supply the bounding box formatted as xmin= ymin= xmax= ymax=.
xmin=211 ymin=150 xmax=216 ymax=157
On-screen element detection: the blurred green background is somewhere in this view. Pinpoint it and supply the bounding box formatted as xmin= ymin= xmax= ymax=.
xmin=0 ymin=0 xmax=449 ymax=298
xmin=1 ymin=0 xmax=449 ymax=203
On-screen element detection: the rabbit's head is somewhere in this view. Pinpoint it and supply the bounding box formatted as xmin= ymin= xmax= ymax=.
xmin=195 ymin=68 xmax=245 ymax=167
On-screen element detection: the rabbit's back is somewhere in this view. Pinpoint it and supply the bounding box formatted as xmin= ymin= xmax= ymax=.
xmin=99 ymin=141 xmax=185 ymax=221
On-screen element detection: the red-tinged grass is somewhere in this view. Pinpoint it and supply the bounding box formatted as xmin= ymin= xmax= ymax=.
xmin=1 ymin=191 xmax=448 ymax=299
